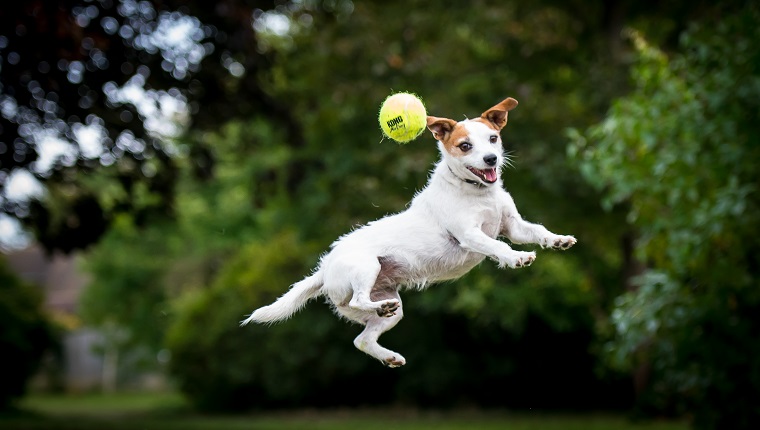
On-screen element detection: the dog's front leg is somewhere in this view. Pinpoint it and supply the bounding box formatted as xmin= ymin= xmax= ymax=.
xmin=457 ymin=229 xmax=536 ymax=269
xmin=500 ymin=194 xmax=577 ymax=250
xmin=502 ymin=215 xmax=577 ymax=250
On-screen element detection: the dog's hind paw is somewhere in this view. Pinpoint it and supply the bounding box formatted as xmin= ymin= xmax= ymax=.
xmin=376 ymin=300 xmax=400 ymax=317
xmin=383 ymin=354 xmax=406 ymax=368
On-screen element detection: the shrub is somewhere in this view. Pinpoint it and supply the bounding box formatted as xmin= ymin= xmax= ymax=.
xmin=0 ymin=258 xmax=58 ymax=410
xmin=165 ymin=232 xmax=629 ymax=412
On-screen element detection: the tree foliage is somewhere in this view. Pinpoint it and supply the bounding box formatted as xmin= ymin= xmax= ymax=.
xmin=0 ymin=0 xmax=299 ymax=252
xmin=0 ymin=0 xmax=711 ymax=252
xmin=569 ymin=3 xmax=760 ymax=427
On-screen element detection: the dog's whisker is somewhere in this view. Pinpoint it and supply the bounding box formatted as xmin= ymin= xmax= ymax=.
xmin=501 ymin=152 xmax=517 ymax=169
xmin=502 ymin=160 xmax=515 ymax=169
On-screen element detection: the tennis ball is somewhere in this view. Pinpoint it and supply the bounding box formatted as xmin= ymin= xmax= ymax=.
xmin=378 ymin=92 xmax=427 ymax=143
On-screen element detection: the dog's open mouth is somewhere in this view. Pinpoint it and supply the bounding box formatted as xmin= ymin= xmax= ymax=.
xmin=467 ymin=167 xmax=499 ymax=184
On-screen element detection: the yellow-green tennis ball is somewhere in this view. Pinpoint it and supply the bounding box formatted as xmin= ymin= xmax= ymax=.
xmin=378 ymin=92 xmax=427 ymax=144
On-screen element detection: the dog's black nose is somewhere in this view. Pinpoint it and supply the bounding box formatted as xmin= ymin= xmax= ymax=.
xmin=484 ymin=154 xmax=498 ymax=166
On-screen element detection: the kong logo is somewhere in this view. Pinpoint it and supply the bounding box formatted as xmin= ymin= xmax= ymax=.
xmin=386 ymin=115 xmax=405 ymax=131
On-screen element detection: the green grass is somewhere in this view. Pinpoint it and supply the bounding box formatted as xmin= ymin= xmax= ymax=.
xmin=1 ymin=392 xmax=688 ymax=430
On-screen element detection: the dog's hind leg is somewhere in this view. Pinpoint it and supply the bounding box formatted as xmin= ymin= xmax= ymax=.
xmin=342 ymin=256 xmax=400 ymax=317
xmin=352 ymin=294 xmax=405 ymax=367
xmin=355 ymin=277 xmax=405 ymax=367
xmin=330 ymin=255 xmax=406 ymax=366
xmin=354 ymin=312 xmax=405 ymax=367
xmin=335 ymin=274 xmax=406 ymax=367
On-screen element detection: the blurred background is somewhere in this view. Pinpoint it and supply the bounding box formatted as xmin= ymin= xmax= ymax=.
xmin=1 ymin=1 xmax=758 ymax=429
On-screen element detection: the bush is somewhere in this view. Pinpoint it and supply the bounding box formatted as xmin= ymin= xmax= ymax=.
xmin=165 ymin=233 xmax=630 ymax=412
xmin=165 ymin=232 xmax=392 ymax=411
xmin=0 ymin=258 xmax=58 ymax=410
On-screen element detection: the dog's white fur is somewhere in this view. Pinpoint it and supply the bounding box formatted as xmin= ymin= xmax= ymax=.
xmin=241 ymin=97 xmax=576 ymax=367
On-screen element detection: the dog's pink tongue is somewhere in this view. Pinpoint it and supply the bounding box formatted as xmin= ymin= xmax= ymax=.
xmin=485 ymin=168 xmax=498 ymax=182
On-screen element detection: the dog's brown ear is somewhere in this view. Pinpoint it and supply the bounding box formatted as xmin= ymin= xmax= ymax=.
xmin=481 ymin=97 xmax=518 ymax=130
xmin=427 ymin=116 xmax=457 ymax=141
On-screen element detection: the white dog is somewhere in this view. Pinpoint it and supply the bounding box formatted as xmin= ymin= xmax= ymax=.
xmin=242 ymin=97 xmax=576 ymax=367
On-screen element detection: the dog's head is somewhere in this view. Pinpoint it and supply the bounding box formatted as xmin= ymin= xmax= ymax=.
xmin=426 ymin=97 xmax=518 ymax=187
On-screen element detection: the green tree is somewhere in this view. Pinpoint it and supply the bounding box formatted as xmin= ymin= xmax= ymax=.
xmin=569 ymin=4 xmax=760 ymax=427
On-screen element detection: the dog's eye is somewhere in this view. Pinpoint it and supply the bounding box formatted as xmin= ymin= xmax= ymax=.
xmin=489 ymin=135 xmax=498 ymax=144
xmin=458 ymin=142 xmax=473 ymax=152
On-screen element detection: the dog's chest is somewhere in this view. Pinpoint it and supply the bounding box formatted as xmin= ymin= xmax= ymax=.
xmin=443 ymin=191 xmax=503 ymax=240
xmin=428 ymin=204 xmax=501 ymax=281
xmin=472 ymin=205 xmax=502 ymax=238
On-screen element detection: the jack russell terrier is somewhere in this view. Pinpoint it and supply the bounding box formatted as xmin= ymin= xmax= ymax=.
xmin=242 ymin=97 xmax=576 ymax=367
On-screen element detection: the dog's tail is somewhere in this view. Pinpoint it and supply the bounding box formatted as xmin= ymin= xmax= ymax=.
xmin=240 ymin=270 xmax=324 ymax=326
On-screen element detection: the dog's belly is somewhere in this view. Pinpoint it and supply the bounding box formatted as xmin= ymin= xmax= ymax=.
xmin=421 ymin=243 xmax=486 ymax=282
xmin=325 ymin=210 xmax=495 ymax=289
xmin=372 ymin=227 xmax=487 ymax=286
xmin=376 ymin=247 xmax=484 ymax=288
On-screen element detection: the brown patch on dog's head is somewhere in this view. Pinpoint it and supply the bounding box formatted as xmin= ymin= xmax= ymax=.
xmin=427 ymin=116 xmax=470 ymax=156
xmin=480 ymin=97 xmax=518 ymax=130
xmin=427 ymin=97 xmax=518 ymax=156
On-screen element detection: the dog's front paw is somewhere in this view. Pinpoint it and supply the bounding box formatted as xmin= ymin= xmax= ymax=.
xmin=502 ymin=251 xmax=536 ymax=269
xmin=549 ymin=235 xmax=577 ymax=250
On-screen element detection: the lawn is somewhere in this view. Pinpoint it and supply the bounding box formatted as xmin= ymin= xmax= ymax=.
xmin=2 ymin=392 xmax=688 ymax=430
